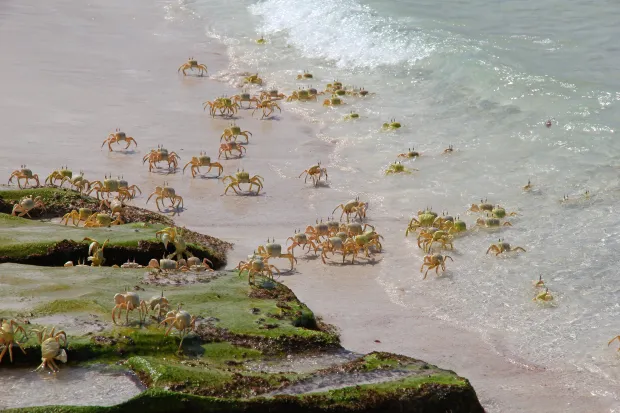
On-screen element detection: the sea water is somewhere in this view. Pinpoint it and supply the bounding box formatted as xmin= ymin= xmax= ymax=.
xmin=169 ymin=0 xmax=620 ymax=403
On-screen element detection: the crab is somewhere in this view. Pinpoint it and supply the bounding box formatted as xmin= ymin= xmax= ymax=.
xmin=385 ymin=161 xmax=417 ymax=175
xmin=45 ymin=166 xmax=73 ymax=186
xmin=143 ymin=146 xmax=181 ymax=172
xmin=297 ymin=71 xmax=314 ymax=80
xmin=305 ymin=220 xmax=331 ymax=243
xmin=468 ymin=199 xmax=494 ymax=214
xmin=382 ymin=119 xmax=401 ymax=130
xmin=523 ymin=180 xmax=533 ymax=191
xmin=205 ymin=97 xmax=240 ymax=118
xmin=325 ymin=81 xmax=344 ymax=93
xmin=349 ymin=230 xmax=384 ymax=258
xmin=61 ymin=170 xmax=91 ymax=193
xmin=347 ymin=87 xmax=371 ymax=97
xmin=147 ymin=183 xmax=184 ymax=211
xmin=443 ymin=145 xmax=454 ymax=154
xmin=533 ymin=275 xmax=546 ymax=288
xmin=156 ymin=226 xmax=193 ymax=261
xmin=533 ymin=288 xmax=553 ymax=302
xmin=326 ymin=218 xmax=341 ymax=236
xmin=405 ymin=209 xmax=437 ymax=236
xmin=88 ymin=175 xmax=132 ymax=200
xmin=183 ymin=152 xmax=223 ymax=178
xmin=486 ymin=239 xmax=526 ymax=256
xmin=260 ymin=89 xmax=286 ymax=101
xmin=147 ymin=292 xmax=170 ymax=320
xmin=0 ymin=319 xmax=27 ymax=363
xmin=397 ymin=148 xmax=421 ymax=159
xmin=178 ymin=57 xmax=208 ymax=76
xmin=344 ymin=111 xmax=359 ymax=120
xmin=33 ymin=327 xmax=67 ymax=373
xmin=258 ymin=238 xmax=297 ymax=270
xmin=61 ymin=207 xmax=93 ymax=226
xmin=253 ymin=99 xmax=281 ymax=119
xmin=420 ymin=253 xmax=453 ymax=279
xmin=100 ymin=196 xmax=124 ymax=219
xmin=219 ymin=142 xmax=246 ymax=159
xmin=102 ymin=128 xmax=137 ymax=152
xmin=333 ymin=197 xmax=368 ymax=222
xmin=83 ymin=212 xmax=123 ymax=227
xmin=256 ymin=36 xmax=266 ymax=44
xmin=11 ymin=195 xmax=46 ymax=218
xmin=220 ymin=124 xmax=253 ymax=144
xmin=287 ymin=229 xmax=318 ymax=255
xmin=419 ymin=230 xmax=454 ymax=253
xmin=121 ymin=259 xmax=143 ymax=269
xmin=299 ymin=162 xmax=328 ymax=186
xmin=447 ymin=215 xmax=468 ymax=234
xmin=232 ymin=91 xmax=260 ymax=109
xmin=237 ymin=254 xmax=279 ymax=285
xmin=491 ymin=205 xmax=517 ymax=219
xmin=83 ymin=237 xmax=110 ymax=266
xmin=8 ymin=165 xmax=40 ymax=188
xmin=223 ymin=170 xmax=264 ymax=195
xmin=112 ymin=290 xmax=147 ymax=325
xmin=342 ymin=222 xmax=374 ymax=237
xmin=321 ymin=236 xmax=357 ymax=264
xmin=160 ymin=307 xmax=197 ymax=350
xmin=323 ymin=95 xmax=345 ymax=106
xmin=476 ymin=217 xmax=512 ymax=228
xmin=244 ymin=73 xmax=263 ymax=85
xmin=118 ymin=176 xmax=142 ymax=199
xmin=286 ymin=89 xmax=317 ymax=102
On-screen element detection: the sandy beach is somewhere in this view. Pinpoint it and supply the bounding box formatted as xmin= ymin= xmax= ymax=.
xmin=0 ymin=0 xmax=618 ymax=411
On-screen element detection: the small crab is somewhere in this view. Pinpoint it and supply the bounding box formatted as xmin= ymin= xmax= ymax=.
xmin=11 ymin=195 xmax=46 ymax=218
xmin=183 ymin=152 xmax=223 ymax=178
xmin=299 ymin=162 xmax=328 ymax=186
xmin=397 ymin=148 xmax=420 ymax=159
xmin=323 ymin=95 xmax=345 ymax=106
xmin=88 ymin=175 xmax=132 ymax=200
xmin=533 ymin=288 xmax=553 ymax=302
xmin=231 ymin=91 xmax=259 ymax=109
xmin=347 ymin=231 xmax=383 ymax=260
xmin=118 ymin=176 xmax=142 ymax=200
xmin=385 ymin=161 xmax=417 ymax=175
xmin=287 ymin=229 xmax=318 ymax=255
xmin=260 ymin=89 xmax=287 ymax=101
xmin=147 ymin=292 xmax=170 ymax=320
xmin=237 ymin=253 xmax=279 ymax=285
xmin=297 ymin=70 xmax=314 ymax=80
xmin=256 ymin=36 xmax=266 ymax=44
xmin=287 ymin=89 xmax=317 ymax=102
xmin=382 ymin=119 xmax=401 ymax=130
xmin=257 ymin=238 xmax=297 ymax=270
xmin=61 ymin=170 xmax=91 ymax=193
xmin=533 ymin=275 xmax=546 ymax=288
xmin=253 ymin=99 xmax=281 ymax=119
xmin=160 ymin=306 xmax=197 ymax=351
xmin=142 ymin=146 xmax=181 ymax=172
xmin=469 ymin=199 xmax=494 ymax=214
xmin=443 ymin=145 xmax=454 ymax=154
xmin=178 ymin=57 xmax=208 ymax=76
xmin=218 ymin=142 xmax=246 ymax=159
xmin=83 ymin=212 xmax=123 ymax=227
xmin=223 ymin=170 xmax=264 ymax=195
xmin=34 ymin=327 xmax=67 ymax=373
xmin=102 ymin=129 xmax=137 ymax=152
xmin=45 ymin=166 xmax=73 ymax=186
xmin=83 ymin=237 xmax=109 ymax=266
xmin=156 ymin=226 xmax=193 ymax=261
xmin=203 ymin=97 xmax=240 ymax=117
xmin=333 ymin=197 xmax=368 ymax=222
xmin=476 ymin=216 xmax=512 ymax=228
xmin=112 ymin=289 xmax=147 ymax=325
xmin=523 ymin=180 xmax=533 ymax=191
xmin=244 ymin=73 xmax=263 ymax=85
xmin=8 ymin=165 xmax=40 ymax=188
xmin=321 ymin=237 xmax=357 ymax=264
xmin=420 ymin=253 xmax=453 ymax=279
xmin=305 ymin=219 xmax=331 ymax=243
xmin=486 ymin=239 xmax=525 ymax=256
xmin=220 ymin=124 xmax=253 ymax=144
xmin=147 ymin=182 xmax=184 ymax=211
xmin=344 ymin=111 xmax=359 ymax=120
xmin=405 ymin=209 xmax=437 ymax=236
xmin=0 ymin=319 xmax=28 ymax=363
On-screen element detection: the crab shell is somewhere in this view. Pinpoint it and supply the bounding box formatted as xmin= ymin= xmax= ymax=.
xmin=189 ymin=60 xmax=198 ymax=65
xmin=236 ymin=171 xmax=250 ymax=182
xmin=20 ymin=197 xmax=35 ymax=209
xmin=479 ymin=203 xmax=493 ymax=211
xmin=327 ymin=221 xmax=340 ymax=232
xmin=315 ymin=222 xmax=329 ymax=234
xmin=41 ymin=337 xmax=67 ymax=362
xmin=347 ymin=223 xmax=363 ymax=235
xmin=330 ymin=97 xmax=342 ymax=105
xmin=347 ymin=113 xmax=359 ymax=118
xmin=390 ymin=122 xmax=401 ymax=128
xmin=251 ymin=259 xmax=265 ymax=271
xmin=298 ymin=90 xmax=310 ymax=98
xmin=293 ymin=233 xmax=308 ymax=243
xmin=418 ymin=213 xmax=436 ymax=227
xmin=335 ymin=89 xmax=346 ymax=96
xmin=162 ymin=187 xmax=176 ymax=197
xmin=104 ymin=179 xmax=119 ymax=192
xmin=492 ymin=207 xmax=507 ymax=218
xmin=335 ymin=231 xmax=348 ymax=241
xmin=486 ymin=218 xmax=501 ymax=227
xmin=328 ymin=237 xmax=344 ymax=249
xmin=198 ymin=155 xmax=211 ymax=165
xmin=149 ymin=295 xmax=169 ymax=309
xmin=187 ymin=256 xmax=201 ymax=266
xmin=269 ymin=90 xmax=279 ymax=97
xmin=240 ymin=93 xmax=251 ymax=100
xmin=176 ymin=310 xmax=193 ymax=326
xmin=265 ymin=243 xmax=282 ymax=257
xmin=20 ymin=168 xmax=34 ymax=178
xmin=160 ymin=259 xmax=177 ymax=270
xmin=308 ymin=88 xmax=318 ymax=95
xmin=453 ymin=220 xmax=467 ymax=232
xmin=390 ymin=163 xmax=406 ymax=172
xmin=116 ymin=132 xmax=127 ymax=139
xmin=60 ymin=169 xmax=73 ymax=178
xmin=222 ymin=98 xmax=233 ymax=105
xmin=303 ymin=73 xmax=313 ymax=79
xmin=499 ymin=242 xmax=511 ymax=250
xmin=95 ymin=214 xmax=112 ymax=225
xmin=147 ymin=259 xmax=159 ymax=268
xmin=119 ymin=178 xmax=129 ymax=189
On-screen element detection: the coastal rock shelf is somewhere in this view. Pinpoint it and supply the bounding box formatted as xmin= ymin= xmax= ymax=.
xmin=0 ymin=189 xmax=483 ymax=412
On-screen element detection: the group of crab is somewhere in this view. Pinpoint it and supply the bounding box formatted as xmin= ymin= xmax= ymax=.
xmin=0 ymin=319 xmax=68 ymax=373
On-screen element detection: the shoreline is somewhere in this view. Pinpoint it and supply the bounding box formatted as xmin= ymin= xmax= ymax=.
xmin=0 ymin=0 xmax=616 ymax=411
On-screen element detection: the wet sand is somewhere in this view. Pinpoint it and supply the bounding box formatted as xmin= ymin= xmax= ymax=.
xmin=0 ymin=0 xmax=615 ymax=411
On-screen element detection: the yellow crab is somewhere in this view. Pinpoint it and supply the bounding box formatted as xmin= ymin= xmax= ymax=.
xmin=420 ymin=253 xmax=453 ymax=279
xmin=323 ymin=95 xmax=345 ymax=106
xmin=34 ymin=327 xmax=67 ymax=373
xmin=253 ymin=99 xmax=281 ymax=119
xmin=223 ymin=170 xmax=264 ymax=195
xmin=61 ymin=171 xmax=91 ymax=193
xmin=147 ymin=292 xmax=170 ymax=321
xmin=385 ymin=161 xmax=417 ymax=175
xmin=533 ymin=275 xmax=546 ymax=288
xmin=297 ymin=71 xmax=314 ymax=80
xmin=203 ymin=97 xmax=240 ymax=118
xmin=83 ymin=213 xmax=123 ymax=228
xmin=443 ymin=145 xmax=454 ymax=154
xmin=476 ymin=217 xmax=512 ymax=228
xmin=156 ymin=226 xmax=193 ymax=261
xmin=325 ymin=81 xmax=344 ymax=93
xmin=468 ymin=199 xmax=494 ymax=214
xmin=305 ymin=220 xmax=331 ymax=244
xmin=232 ymin=91 xmax=260 ymax=109
xmin=320 ymin=237 xmax=357 ymax=264
xmin=11 ymin=195 xmax=46 ymax=218
xmin=118 ymin=176 xmax=142 ymax=200
xmin=220 ymin=124 xmax=253 ymax=144
xmin=344 ymin=111 xmax=360 ymax=120
xmin=486 ymin=239 xmax=526 ymax=256
xmin=382 ymin=119 xmax=401 ymax=130
xmin=258 ymin=238 xmax=297 ymax=270
xmin=161 ymin=307 xmax=197 ymax=351
xmin=45 ymin=166 xmax=73 ymax=186
xmin=237 ymin=253 xmax=280 ymax=284
xmin=100 ymin=196 xmax=124 ymax=218
xmin=523 ymin=180 xmax=533 ymax=191
xmin=0 ymin=319 xmax=27 ymax=363
xmin=8 ymin=165 xmax=40 ymax=188
xmin=61 ymin=207 xmax=93 ymax=226
xmin=418 ymin=230 xmax=454 ymax=253
xmin=112 ymin=290 xmax=147 ymax=325
xmin=147 ymin=183 xmax=184 ymax=211
xmin=218 ymin=142 xmax=246 ymax=159
xmin=88 ymin=175 xmax=132 ymax=200
xmin=287 ymin=89 xmax=317 ymax=102
xmin=299 ymin=162 xmax=328 ymax=186
xmin=287 ymin=229 xmax=319 ymax=255
xmin=143 ymin=146 xmax=181 ymax=172
xmin=333 ymin=197 xmax=368 ymax=222
xmin=260 ymin=89 xmax=287 ymax=101
xmin=83 ymin=237 xmax=110 ymax=266
xmin=102 ymin=129 xmax=138 ymax=152
xmin=256 ymin=36 xmax=266 ymax=44
xmin=244 ymin=73 xmax=263 ymax=85
xmin=533 ymin=288 xmax=554 ymax=302
xmin=178 ymin=57 xmax=208 ymax=76
xmin=183 ymin=152 xmax=223 ymax=178
xmin=397 ymin=148 xmax=421 ymax=159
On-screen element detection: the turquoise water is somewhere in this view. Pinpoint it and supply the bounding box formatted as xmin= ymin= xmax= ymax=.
xmin=170 ymin=0 xmax=620 ymax=404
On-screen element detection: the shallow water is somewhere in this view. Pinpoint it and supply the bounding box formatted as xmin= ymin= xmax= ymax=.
xmin=168 ymin=0 xmax=620 ymax=405
xmin=0 ymin=365 xmax=144 ymax=410
xmin=246 ymin=350 xmax=360 ymax=374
